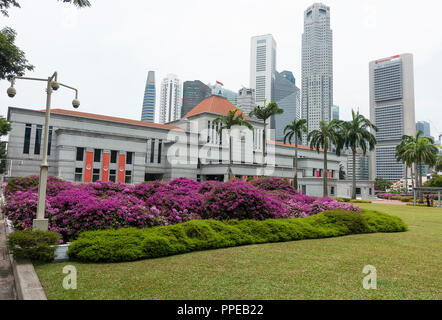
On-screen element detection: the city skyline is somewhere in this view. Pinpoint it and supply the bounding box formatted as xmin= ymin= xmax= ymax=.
xmin=1 ymin=0 xmax=441 ymax=138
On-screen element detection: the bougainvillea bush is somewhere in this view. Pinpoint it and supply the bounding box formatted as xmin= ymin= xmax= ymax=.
xmin=2 ymin=176 xmax=360 ymax=242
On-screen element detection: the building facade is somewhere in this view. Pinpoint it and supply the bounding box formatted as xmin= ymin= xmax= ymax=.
xmin=416 ymin=121 xmax=430 ymax=137
xmin=332 ymin=105 xmax=339 ymax=120
xmin=208 ymin=83 xmax=238 ymax=106
xmin=181 ymin=80 xmax=211 ymax=118
xmin=159 ymin=74 xmax=182 ymax=124
xmin=369 ymin=53 xmax=416 ymax=182
xmin=301 ymin=3 xmax=333 ymax=143
xmin=346 ymin=149 xmax=369 ymax=181
xmin=237 ymin=88 xmax=256 ymax=116
xmin=141 ymin=71 xmax=156 ymax=122
xmin=6 ymin=96 xmax=374 ymax=199
xmin=250 ymin=34 xmax=277 ymax=110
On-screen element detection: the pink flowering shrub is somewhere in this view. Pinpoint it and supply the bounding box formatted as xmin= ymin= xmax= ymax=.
xmin=2 ymin=176 xmax=360 ymax=242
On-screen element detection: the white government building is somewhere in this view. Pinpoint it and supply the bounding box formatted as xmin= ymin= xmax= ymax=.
xmin=5 ymin=95 xmax=374 ymax=199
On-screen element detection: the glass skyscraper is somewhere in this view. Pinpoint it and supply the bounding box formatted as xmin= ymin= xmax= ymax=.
xmin=181 ymin=80 xmax=211 ymax=118
xmin=141 ymin=71 xmax=156 ymax=122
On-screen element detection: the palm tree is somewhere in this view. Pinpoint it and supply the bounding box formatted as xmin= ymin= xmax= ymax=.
xmin=341 ymin=110 xmax=377 ymax=199
xmin=283 ymin=119 xmax=307 ymax=189
xmin=396 ymin=134 xmax=417 ymax=192
xmin=212 ymin=109 xmax=253 ymax=181
xmin=249 ymin=100 xmax=284 ymax=177
xmin=308 ymin=119 xmax=343 ymax=198
xmin=435 ymin=154 xmax=442 ymax=172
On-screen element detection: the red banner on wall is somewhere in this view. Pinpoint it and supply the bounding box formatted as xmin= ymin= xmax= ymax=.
xmin=102 ymin=153 xmax=110 ymax=182
xmin=84 ymin=152 xmax=93 ymax=183
xmin=118 ymin=154 xmax=126 ymax=183
xmin=329 ymin=171 xmax=332 ymax=178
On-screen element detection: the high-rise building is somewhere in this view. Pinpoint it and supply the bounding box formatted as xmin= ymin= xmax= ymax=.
xmin=141 ymin=71 xmax=156 ymax=122
xmin=181 ymin=80 xmax=211 ymax=118
xmin=332 ymin=105 xmax=339 ymax=120
xmin=369 ymin=54 xmax=416 ymax=182
xmin=159 ymin=74 xmax=182 ymax=124
xmin=416 ymin=121 xmax=431 ymax=137
xmin=301 ymin=3 xmax=333 ymax=142
xmin=250 ymin=34 xmax=277 ymax=110
xmin=274 ymin=71 xmax=301 ymax=141
xmin=346 ymin=149 xmax=369 ymax=181
xmin=208 ymin=83 xmax=238 ymax=106
xmin=237 ymin=88 xmax=256 ymax=116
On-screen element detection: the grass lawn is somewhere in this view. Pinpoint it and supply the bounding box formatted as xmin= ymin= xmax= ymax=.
xmin=34 ymin=203 xmax=442 ymax=300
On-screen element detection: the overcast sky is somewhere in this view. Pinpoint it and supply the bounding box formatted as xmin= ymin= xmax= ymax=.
xmin=1 ymin=0 xmax=441 ymax=138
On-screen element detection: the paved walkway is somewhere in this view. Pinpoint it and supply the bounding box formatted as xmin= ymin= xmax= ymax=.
xmin=371 ymin=199 xmax=407 ymax=205
xmin=0 ymin=209 xmax=16 ymax=300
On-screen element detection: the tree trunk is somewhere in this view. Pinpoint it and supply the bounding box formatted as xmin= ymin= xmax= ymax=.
xmin=419 ymin=159 xmax=424 ymax=203
xmin=261 ymin=121 xmax=266 ymax=177
xmin=351 ymin=148 xmax=357 ymax=199
xmin=323 ymin=147 xmax=328 ymax=198
xmin=404 ymin=165 xmax=408 ymax=194
xmin=294 ymin=137 xmax=298 ymax=190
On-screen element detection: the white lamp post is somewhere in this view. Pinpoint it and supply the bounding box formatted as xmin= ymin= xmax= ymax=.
xmin=7 ymin=72 xmax=80 ymax=231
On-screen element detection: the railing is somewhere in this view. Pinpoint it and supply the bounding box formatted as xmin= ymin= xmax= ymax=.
xmin=412 ymin=187 xmax=442 ymax=207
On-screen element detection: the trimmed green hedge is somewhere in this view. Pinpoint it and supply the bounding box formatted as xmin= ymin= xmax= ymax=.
xmin=68 ymin=209 xmax=407 ymax=262
xmin=7 ymin=230 xmax=60 ymax=262
xmin=332 ymin=197 xmax=372 ymax=204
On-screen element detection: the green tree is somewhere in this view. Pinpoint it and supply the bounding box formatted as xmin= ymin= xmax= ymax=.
xmin=339 ymin=163 xmax=346 ymax=180
xmin=425 ymin=174 xmax=442 ymax=187
xmin=249 ymin=100 xmax=284 ymax=177
xmin=0 ymin=0 xmax=90 ymax=16
xmin=283 ymin=118 xmax=307 ymax=189
xmin=374 ymin=177 xmax=393 ymax=192
xmin=212 ymin=109 xmax=253 ymax=181
xmin=341 ymin=110 xmax=377 ymax=199
xmin=308 ymin=119 xmax=343 ymax=198
xmin=434 ymin=154 xmax=442 ymax=172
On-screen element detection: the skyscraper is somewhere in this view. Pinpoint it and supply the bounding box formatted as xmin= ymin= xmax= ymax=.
xmin=237 ymin=88 xmax=256 ymax=116
xmin=369 ymin=54 xmax=416 ymax=181
xmin=332 ymin=105 xmax=339 ymax=120
xmin=159 ymin=74 xmax=182 ymax=124
xmin=181 ymin=80 xmax=211 ymax=118
xmin=301 ymin=3 xmax=333 ymax=142
xmin=208 ymin=83 xmax=238 ymax=106
xmin=416 ymin=121 xmax=430 ymax=137
xmin=141 ymin=71 xmax=156 ymax=122
xmin=274 ymin=71 xmax=301 ymax=141
xmin=250 ymin=34 xmax=277 ymax=110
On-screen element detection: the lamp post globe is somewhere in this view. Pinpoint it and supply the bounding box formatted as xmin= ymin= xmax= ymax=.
xmin=72 ymin=99 xmax=80 ymax=108
xmin=7 ymin=87 xmax=16 ymax=98
xmin=51 ymin=81 xmax=60 ymax=91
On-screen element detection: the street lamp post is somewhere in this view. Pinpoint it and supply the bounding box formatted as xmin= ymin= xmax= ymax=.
xmin=7 ymin=72 xmax=80 ymax=231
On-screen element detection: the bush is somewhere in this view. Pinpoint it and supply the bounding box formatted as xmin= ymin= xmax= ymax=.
xmin=7 ymin=230 xmax=60 ymax=262
xmin=68 ymin=209 xmax=407 ymax=262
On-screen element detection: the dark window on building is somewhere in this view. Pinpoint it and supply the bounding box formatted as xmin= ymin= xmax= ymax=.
xmin=92 ymin=168 xmax=100 ymax=182
xmin=125 ymin=170 xmax=132 ymax=184
xmin=47 ymin=126 xmax=53 ymax=156
xmin=126 ymin=152 xmax=133 ymax=164
xmin=74 ymin=168 xmax=83 ymax=182
xmin=23 ymin=124 xmax=32 ymax=154
xmin=150 ymin=140 xmax=155 ymax=163
xmin=369 ymin=188 xmax=372 ymax=196
xmin=76 ymin=147 xmax=84 ymax=161
xmin=94 ymin=149 xmax=101 ymax=162
xmin=158 ymin=140 xmax=162 ymax=163
xmin=109 ymin=169 xmax=116 ymax=183
xmin=110 ymin=150 xmax=118 ymax=163
xmin=313 ymin=168 xmax=316 ymax=177
xmin=356 ymin=188 xmax=361 ymax=195
xmin=34 ymin=125 xmax=42 ymax=155
xmin=330 ymin=186 xmax=335 ymax=195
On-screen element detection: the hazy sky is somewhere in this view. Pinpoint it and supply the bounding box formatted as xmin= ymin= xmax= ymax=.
xmin=1 ymin=0 xmax=441 ymax=138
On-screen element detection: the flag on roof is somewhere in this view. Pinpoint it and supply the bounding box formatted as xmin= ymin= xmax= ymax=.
xmin=216 ymin=80 xmax=224 ymax=86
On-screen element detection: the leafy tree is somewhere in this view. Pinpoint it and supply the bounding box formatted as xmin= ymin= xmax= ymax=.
xmin=212 ymin=109 xmax=253 ymax=181
xmin=425 ymin=174 xmax=442 ymax=188
xmin=339 ymin=163 xmax=346 ymax=180
xmin=374 ymin=177 xmax=393 ymax=192
xmin=249 ymin=100 xmax=284 ymax=177
xmin=340 ymin=110 xmax=377 ymax=199
xmin=308 ymin=119 xmax=343 ymax=197
xmin=0 ymin=0 xmax=91 ymax=16
xmin=434 ymin=154 xmax=442 ymax=172
xmin=283 ymin=118 xmax=307 ymax=189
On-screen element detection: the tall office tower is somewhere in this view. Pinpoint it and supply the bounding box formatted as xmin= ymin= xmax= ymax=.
xmin=416 ymin=121 xmax=430 ymax=137
xmin=346 ymin=149 xmax=369 ymax=181
xmin=159 ymin=74 xmax=182 ymax=124
xmin=332 ymin=105 xmax=339 ymax=120
xmin=250 ymin=34 xmax=277 ymax=112
xmin=237 ymin=88 xmax=256 ymax=116
xmin=274 ymin=71 xmax=301 ymax=141
xmin=208 ymin=83 xmax=238 ymax=106
xmin=141 ymin=71 xmax=156 ymax=122
xmin=369 ymin=54 xmax=416 ymax=182
xmin=181 ymin=80 xmax=211 ymax=118
xmin=301 ymin=3 xmax=333 ymax=143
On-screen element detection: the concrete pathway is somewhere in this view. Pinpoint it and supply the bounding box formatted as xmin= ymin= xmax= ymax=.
xmin=0 ymin=209 xmax=16 ymax=300
xmin=371 ymin=199 xmax=407 ymax=205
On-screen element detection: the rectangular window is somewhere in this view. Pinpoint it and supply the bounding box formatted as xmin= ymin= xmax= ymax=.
xmin=76 ymin=147 xmax=84 ymax=161
xmin=110 ymin=150 xmax=118 ymax=163
xmin=74 ymin=168 xmax=83 ymax=182
xmin=125 ymin=170 xmax=132 ymax=184
xmin=48 ymin=126 xmax=53 ymax=156
xmin=92 ymin=168 xmax=100 ymax=182
xmin=313 ymin=168 xmax=316 ymax=177
xmin=109 ymin=169 xmax=116 ymax=183
xmin=330 ymin=186 xmax=335 ymax=195
xmin=126 ymin=152 xmax=133 ymax=165
xmin=34 ymin=125 xmax=42 ymax=155
xmin=356 ymin=188 xmax=361 ymax=195
xmin=150 ymin=140 xmax=155 ymax=163
xmin=23 ymin=124 xmax=32 ymax=154
xmin=94 ymin=149 xmax=101 ymax=162
xmin=207 ymin=121 xmax=211 ymax=143
xmin=158 ymin=140 xmax=162 ymax=163
xmin=369 ymin=188 xmax=372 ymax=196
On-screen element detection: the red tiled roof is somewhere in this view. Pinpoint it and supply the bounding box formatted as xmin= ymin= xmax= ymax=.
xmin=183 ymin=95 xmax=249 ymax=119
xmin=45 ymin=109 xmax=182 ymax=130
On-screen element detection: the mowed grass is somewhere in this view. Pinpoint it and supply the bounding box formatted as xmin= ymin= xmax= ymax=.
xmin=34 ymin=204 xmax=442 ymax=300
